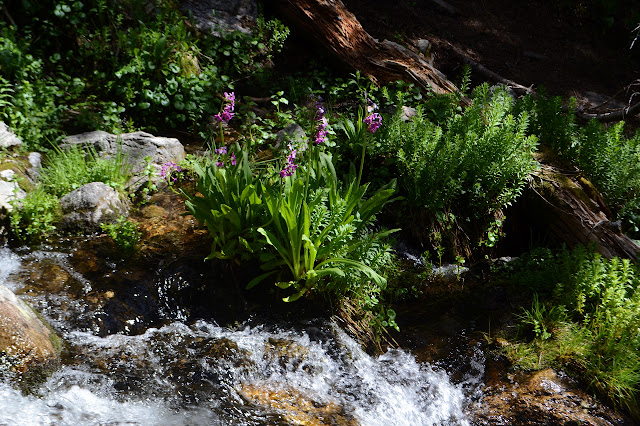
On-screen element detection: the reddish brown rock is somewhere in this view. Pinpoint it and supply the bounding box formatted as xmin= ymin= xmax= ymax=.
xmin=0 ymin=284 xmax=62 ymax=375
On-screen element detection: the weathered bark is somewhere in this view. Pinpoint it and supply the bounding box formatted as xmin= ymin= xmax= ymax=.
xmin=269 ymin=0 xmax=461 ymax=96
xmin=526 ymin=153 xmax=639 ymax=260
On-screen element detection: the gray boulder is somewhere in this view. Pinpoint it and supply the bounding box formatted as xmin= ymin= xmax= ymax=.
xmin=0 ymin=179 xmax=25 ymax=213
xmin=274 ymin=123 xmax=307 ymax=150
xmin=180 ymin=0 xmax=258 ymax=34
xmin=59 ymin=182 xmax=128 ymax=233
xmin=0 ymin=122 xmax=22 ymax=149
xmin=0 ymin=284 xmax=62 ymax=376
xmin=62 ymin=130 xmax=185 ymax=191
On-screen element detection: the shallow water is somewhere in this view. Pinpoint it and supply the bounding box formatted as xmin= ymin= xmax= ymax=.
xmin=0 ymin=245 xmax=480 ymax=425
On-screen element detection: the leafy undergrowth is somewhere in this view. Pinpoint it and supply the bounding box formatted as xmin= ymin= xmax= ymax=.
xmin=500 ymin=246 xmax=640 ymax=420
xmin=2 ymin=2 xmax=640 ymax=416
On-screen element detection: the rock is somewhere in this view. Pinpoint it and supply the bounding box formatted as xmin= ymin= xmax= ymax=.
xmin=432 ymin=263 xmax=469 ymax=279
xmin=26 ymin=152 xmax=42 ymax=182
xmin=0 ymin=179 xmax=25 ymax=213
xmin=62 ymin=130 xmax=185 ymax=191
xmin=59 ymin=182 xmax=128 ymax=233
xmin=239 ymin=383 xmax=358 ymax=426
xmin=0 ymin=122 xmax=22 ymax=149
xmin=382 ymin=105 xmax=418 ymax=122
xmin=475 ymin=368 xmax=630 ymax=425
xmin=265 ymin=337 xmax=309 ymax=369
xmin=180 ymin=0 xmax=258 ymax=35
xmin=0 ymin=284 xmax=62 ymax=376
xmin=274 ymin=122 xmax=307 ymax=150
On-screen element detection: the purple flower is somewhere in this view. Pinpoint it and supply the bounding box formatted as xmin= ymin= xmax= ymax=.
xmin=161 ymin=161 xmax=183 ymax=183
xmin=313 ymin=97 xmax=329 ymax=145
xmin=363 ymin=97 xmax=382 ymax=133
xmin=214 ymin=146 xmax=238 ymax=168
xmin=364 ymin=112 xmax=382 ymax=133
xmin=214 ymin=91 xmax=236 ymax=123
xmin=279 ymin=147 xmax=298 ymax=177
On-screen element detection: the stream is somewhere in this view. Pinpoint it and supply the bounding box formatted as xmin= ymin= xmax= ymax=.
xmin=0 ymin=243 xmax=483 ymax=425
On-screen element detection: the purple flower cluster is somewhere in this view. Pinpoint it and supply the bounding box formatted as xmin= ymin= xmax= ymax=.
xmin=214 ymin=146 xmax=237 ymax=168
xmin=314 ymin=97 xmax=328 ymax=145
xmin=161 ymin=161 xmax=183 ymax=183
xmin=363 ymin=101 xmax=382 ymax=133
xmin=279 ymin=144 xmax=298 ymax=177
xmin=214 ymin=91 xmax=235 ymax=123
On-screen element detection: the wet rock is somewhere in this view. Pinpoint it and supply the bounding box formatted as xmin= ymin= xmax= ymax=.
xmin=0 ymin=151 xmax=40 ymax=215
xmin=265 ymin=338 xmax=309 ymax=369
xmin=0 ymin=122 xmax=22 ymax=149
xmin=474 ymin=368 xmax=630 ymax=425
xmin=62 ymin=130 xmax=185 ymax=191
xmin=431 ymin=263 xmax=469 ymax=279
xmin=180 ymin=0 xmax=258 ymax=35
xmin=0 ymin=284 xmax=63 ymax=376
xmin=59 ymin=182 xmax=129 ymax=233
xmin=239 ymin=383 xmax=358 ymax=426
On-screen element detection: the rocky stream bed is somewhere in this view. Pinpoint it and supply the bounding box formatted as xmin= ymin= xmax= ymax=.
xmin=0 ymin=187 xmax=633 ymax=425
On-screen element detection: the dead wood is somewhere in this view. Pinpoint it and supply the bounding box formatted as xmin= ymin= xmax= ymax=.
xmin=526 ymin=152 xmax=639 ymax=260
xmin=575 ymin=101 xmax=640 ymax=123
xmin=268 ymin=0 xmax=463 ymax=98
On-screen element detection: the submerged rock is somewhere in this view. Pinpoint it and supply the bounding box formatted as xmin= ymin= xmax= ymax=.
xmin=59 ymin=182 xmax=128 ymax=233
xmin=0 ymin=284 xmax=62 ymax=376
xmin=239 ymin=383 xmax=358 ymax=426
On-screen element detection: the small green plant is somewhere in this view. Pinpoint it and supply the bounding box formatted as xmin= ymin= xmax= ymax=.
xmin=39 ymin=143 xmax=131 ymax=197
xmin=101 ymin=216 xmax=142 ymax=255
xmin=182 ymin=92 xmax=398 ymax=306
xmin=138 ymin=156 xmax=158 ymax=200
xmin=183 ymin=144 xmax=264 ymax=260
xmin=9 ymin=187 xmax=60 ymax=243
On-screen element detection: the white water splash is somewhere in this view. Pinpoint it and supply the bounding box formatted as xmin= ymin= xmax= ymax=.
xmin=0 ymin=246 xmax=21 ymax=292
xmin=0 ymin=244 xmax=476 ymax=425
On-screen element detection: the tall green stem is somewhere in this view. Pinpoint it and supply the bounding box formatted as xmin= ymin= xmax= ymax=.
xmin=219 ymin=122 xmax=225 ymax=148
xmin=357 ymin=130 xmax=367 ymax=188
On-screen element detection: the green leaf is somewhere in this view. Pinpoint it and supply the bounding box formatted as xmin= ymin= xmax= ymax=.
xmin=246 ymin=270 xmax=278 ymax=289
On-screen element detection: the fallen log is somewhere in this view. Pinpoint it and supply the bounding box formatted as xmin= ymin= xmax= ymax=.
xmin=268 ymin=0 xmax=462 ymax=96
xmin=524 ymin=151 xmax=639 ymax=260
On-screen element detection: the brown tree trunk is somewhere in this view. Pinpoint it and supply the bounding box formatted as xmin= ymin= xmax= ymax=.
xmin=269 ymin=0 xmax=462 ymax=96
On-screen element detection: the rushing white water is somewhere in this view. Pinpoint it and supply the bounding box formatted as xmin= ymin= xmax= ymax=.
xmin=0 ymin=245 xmax=21 ymax=292
xmin=0 ymin=246 xmax=477 ymax=426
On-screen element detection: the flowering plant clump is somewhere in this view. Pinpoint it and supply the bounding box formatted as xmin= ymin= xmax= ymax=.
xmin=183 ymin=89 xmax=396 ymax=308
xmin=280 ymin=144 xmax=298 ymax=177
xmin=313 ymin=97 xmax=329 ymax=145
xmin=161 ymin=161 xmax=184 ymax=183
xmin=214 ymin=91 xmax=235 ymax=123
